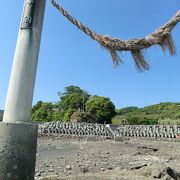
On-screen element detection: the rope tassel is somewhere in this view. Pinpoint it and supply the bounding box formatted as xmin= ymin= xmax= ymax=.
xmin=50 ymin=0 xmax=180 ymax=71
xmin=160 ymin=33 xmax=176 ymax=56
xmin=131 ymin=50 xmax=150 ymax=71
xmin=109 ymin=48 xmax=121 ymax=66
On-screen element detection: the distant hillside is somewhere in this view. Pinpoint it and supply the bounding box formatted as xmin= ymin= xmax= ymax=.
xmin=0 ymin=110 xmax=3 ymax=121
xmin=113 ymin=102 xmax=180 ymax=125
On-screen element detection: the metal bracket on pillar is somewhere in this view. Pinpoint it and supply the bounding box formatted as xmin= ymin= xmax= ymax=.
xmin=21 ymin=0 xmax=36 ymax=29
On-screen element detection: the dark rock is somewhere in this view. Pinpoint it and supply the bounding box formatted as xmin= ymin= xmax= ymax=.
xmin=151 ymin=169 xmax=164 ymax=178
xmin=107 ymin=166 xmax=113 ymax=170
xmin=130 ymin=164 xmax=147 ymax=170
xmin=166 ymin=167 xmax=180 ymax=180
xmin=36 ymin=173 xmax=41 ymax=177
xmin=81 ymin=166 xmax=89 ymax=173
xmin=100 ymin=167 xmax=105 ymax=171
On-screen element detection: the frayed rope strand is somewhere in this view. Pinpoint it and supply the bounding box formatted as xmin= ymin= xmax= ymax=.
xmin=131 ymin=50 xmax=150 ymax=71
xmin=50 ymin=0 xmax=180 ymax=71
xmin=160 ymin=33 xmax=176 ymax=56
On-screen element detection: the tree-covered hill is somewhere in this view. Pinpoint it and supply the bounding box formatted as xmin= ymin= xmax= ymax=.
xmin=32 ymin=86 xmax=116 ymax=124
xmin=31 ymin=85 xmax=180 ymax=125
xmin=113 ymin=102 xmax=180 ymax=125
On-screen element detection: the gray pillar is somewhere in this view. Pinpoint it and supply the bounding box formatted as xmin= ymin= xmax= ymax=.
xmin=3 ymin=0 xmax=46 ymax=123
xmin=0 ymin=0 xmax=46 ymax=179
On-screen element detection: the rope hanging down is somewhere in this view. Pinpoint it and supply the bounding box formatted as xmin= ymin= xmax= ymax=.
xmin=50 ymin=0 xmax=180 ymax=71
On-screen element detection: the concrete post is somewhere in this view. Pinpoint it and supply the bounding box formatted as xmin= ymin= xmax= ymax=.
xmin=0 ymin=122 xmax=38 ymax=180
xmin=0 ymin=0 xmax=46 ymax=179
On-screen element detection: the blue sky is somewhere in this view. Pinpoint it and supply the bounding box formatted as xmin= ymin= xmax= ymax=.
xmin=0 ymin=0 xmax=180 ymax=110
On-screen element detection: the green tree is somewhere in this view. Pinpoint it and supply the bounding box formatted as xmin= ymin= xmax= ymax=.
xmin=0 ymin=110 xmax=3 ymax=121
xmin=63 ymin=108 xmax=76 ymax=122
xmin=56 ymin=85 xmax=91 ymax=121
xmin=32 ymin=102 xmax=54 ymax=122
xmin=86 ymin=96 xmax=116 ymax=124
xmin=32 ymin=101 xmax=43 ymax=113
xmin=52 ymin=110 xmax=64 ymax=121
xmin=70 ymin=111 xmax=96 ymax=123
xmin=58 ymin=85 xmax=90 ymax=112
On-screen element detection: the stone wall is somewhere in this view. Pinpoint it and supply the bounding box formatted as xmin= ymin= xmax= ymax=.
xmin=114 ymin=125 xmax=180 ymax=138
xmin=39 ymin=122 xmax=109 ymax=137
xmin=38 ymin=122 xmax=180 ymax=139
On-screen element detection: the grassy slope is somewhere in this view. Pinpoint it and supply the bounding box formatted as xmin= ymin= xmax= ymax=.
xmin=113 ymin=102 xmax=180 ymax=125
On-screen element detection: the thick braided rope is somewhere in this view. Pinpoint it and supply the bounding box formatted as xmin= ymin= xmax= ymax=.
xmin=50 ymin=0 xmax=180 ymax=71
xmin=50 ymin=0 xmax=102 ymax=42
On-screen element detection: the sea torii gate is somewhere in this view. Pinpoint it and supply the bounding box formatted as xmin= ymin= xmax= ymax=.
xmin=0 ymin=0 xmax=46 ymax=179
xmin=0 ymin=0 xmax=179 ymax=179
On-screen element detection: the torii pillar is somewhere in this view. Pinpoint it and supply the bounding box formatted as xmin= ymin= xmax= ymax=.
xmin=0 ymin=0 xmax=46 ymax=179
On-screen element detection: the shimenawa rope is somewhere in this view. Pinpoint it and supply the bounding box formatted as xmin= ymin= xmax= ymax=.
xmin=50 ymin=0 xmax=180 ymax=71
